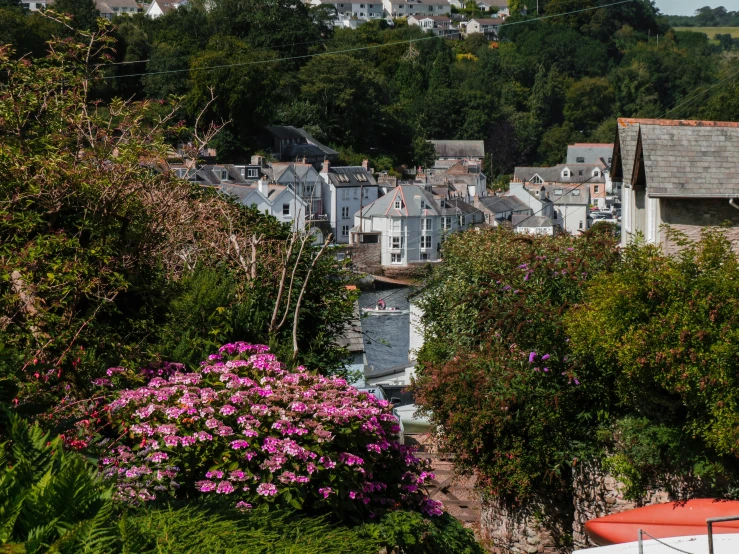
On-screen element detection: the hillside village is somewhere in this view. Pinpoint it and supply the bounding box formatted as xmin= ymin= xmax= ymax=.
xmin=6 ymin=1 xmax=739 ymax=553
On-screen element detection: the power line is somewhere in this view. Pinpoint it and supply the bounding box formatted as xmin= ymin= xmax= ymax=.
xmin=98 ymin=0 xmax=637 ymax=81
xmin=659 ymin=63 xmax=739 ymax=119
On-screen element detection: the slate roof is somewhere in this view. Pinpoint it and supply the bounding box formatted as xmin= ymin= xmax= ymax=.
xmin=325 ymin=166 xmax=378 ymax=188
xmin=365 ymin=361 xmax=415 ymax=381
xmin=430 ymin=140 xmax=485 ymax=159
xmin=613 ymin=118 xmax=642 ymax=184
xmin=624 ymin=118 xmax=739 ymax=197
xmin=266 ymin=163 xmax=317 ymax=182
xmin=566 ymin=143 xmax=614 ymax=166
xmin=478 ymin=195 xmax=532 ymax=214
xmin=336 ymin=302 xmax=364 ymax=354
xmin=512 ymin=215 xmax=557 ymax=228
xmin=543 ymin=184 xmax=590 ymax=206
xmin=439 ymin=198 xmax=483 ymax=217
xmin=360 ymin=185 xmax=439 ymax=218
xmin=469 ymin=17 xmax=504 ymax=25
xmin=513 ymin=164 xmax=606 ymax=184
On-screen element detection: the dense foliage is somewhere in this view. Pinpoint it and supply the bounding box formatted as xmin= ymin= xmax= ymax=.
xmin=411 ymin=226 xmax=620 ymax=499
xmin=3 ymin=1 xmax=738 ymax=173
xmin=664 ymin=6 xmax=739 ymax=28
xmin=0 ymin=25 xmax=355 ymax=422
xmin=413 ymin=227 xmax=739 ymax=501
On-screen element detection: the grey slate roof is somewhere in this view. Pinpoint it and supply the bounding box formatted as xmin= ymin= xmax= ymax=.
xmin=439 ymin=198 xmax=483 ymax=217
xmin=479 ymin=195 xmax=532 ymax=214
xmin=512 ymin=215 xmax=556 ymax=228
xmin=635 ymin=119 xmax=739 ymax=197
xmin=325 ymin=166 xmax=378 ymax=188
xmin=613 ymin=118 xmax=641 ymax=184
xmin=430 ymin=140 xmax=485 ymax=159
xmin=337 ymin=302 xmax=364 ymax=353
xmin=566 ymin=143 xmax=614 ymax=166
xmin=543 ymin=184 xmax=590 ymax=205
xmin=360 ymin=185 xmax=439 ymax=218
xmin=513 ymin=164 xmax=606 ymax=185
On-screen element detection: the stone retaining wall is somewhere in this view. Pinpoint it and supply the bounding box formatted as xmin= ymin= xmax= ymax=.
xmin=481 ymin=463 xmax=710 ymax=553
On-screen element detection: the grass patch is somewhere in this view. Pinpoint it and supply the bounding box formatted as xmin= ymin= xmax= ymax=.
xmin=675 ymin=26 xmax=739 ymax=39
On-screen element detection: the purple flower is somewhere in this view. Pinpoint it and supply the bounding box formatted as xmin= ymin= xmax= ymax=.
xmin=518 ymin=263 xmax=528 ymax=269
xmin=256 ymin=483 xmax=278 ymax=497
xmin=236 ymin=501 xmax=252 ymax=511
xmin=543 ymin=368 xmax=549 ymax=373
xmin=574 ymin=379 xmax=580 ymax=385
xmin=216 ymin=481 xmax=235 ymax=494
xmin=528 ymin=352 xmax=537 ymax=363
xmin=524 ymin=272 xmax=531 ymax=282
xmin=541 ymin=354 xmax=550 ymax=361
xmin=319 ymin=487 xmax=333 ymax=499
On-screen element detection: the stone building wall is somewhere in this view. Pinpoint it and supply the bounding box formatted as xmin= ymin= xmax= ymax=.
xmin=660 ymin=198 xmax=739 ymax=255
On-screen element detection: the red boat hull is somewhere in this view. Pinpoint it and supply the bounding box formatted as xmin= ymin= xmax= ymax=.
xmin=584 ymin=498 xmax=739 ymax=546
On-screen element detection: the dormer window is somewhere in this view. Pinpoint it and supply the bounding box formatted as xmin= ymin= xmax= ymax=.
xmin=593 ymin=170 xmax=601 ymax=177
xmin=394 ymin=199 xmax=402 ymax=209
xmin=531 ymin=175 xmax=542 ymax=184
xmin=562 ymin=169 xmax=571 ymax=178
xmin=220 ymin=169 xmax=229 ymax=180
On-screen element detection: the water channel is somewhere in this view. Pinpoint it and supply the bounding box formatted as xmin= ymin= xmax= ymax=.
xmin=359 ymin=287 xmax=412 ymax=372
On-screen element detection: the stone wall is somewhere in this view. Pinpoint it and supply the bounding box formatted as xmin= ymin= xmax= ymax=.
xmin=347 ymin=243 xmax=381 ymax=275
xmin=571 ymin=462 xmax=710 ymax=550
xmin=661 ymin=197 xmax=739 ymax=255
xmin=480 ymin=494 xmax=572 ymax=554
xmin=480 ymin=463 xmax=710 ymax=553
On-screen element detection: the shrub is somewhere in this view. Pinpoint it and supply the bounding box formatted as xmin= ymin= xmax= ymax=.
xmin=0 ymin=411 xmax=118 ymax=554
xmin=105 ymin=342 xmax=441 ymax=520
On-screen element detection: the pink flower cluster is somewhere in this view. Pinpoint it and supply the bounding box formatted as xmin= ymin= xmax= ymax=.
xmin=104 ymin=342 xmax=438 ymax=518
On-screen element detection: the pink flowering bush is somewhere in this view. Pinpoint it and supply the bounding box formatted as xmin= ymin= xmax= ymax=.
xmin=104 ymin=342 xmax=441 ymax=519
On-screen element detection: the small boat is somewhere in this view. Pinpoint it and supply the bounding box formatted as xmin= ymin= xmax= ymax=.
xmin=361 ymin=305 xmax=409 ymax=315
xmin=584 ymin=498 xmax=739 ymax=546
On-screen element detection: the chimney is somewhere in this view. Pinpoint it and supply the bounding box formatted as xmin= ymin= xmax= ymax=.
xmin=322 ymin=158 xmax=330 ymax=174
xmin=362 ymin=159 xmax=369 ymax=170
xmin=257 ymin=179 xmax=269 ymax=197
xmin=251 ymin=155 xmax=264 ymax=167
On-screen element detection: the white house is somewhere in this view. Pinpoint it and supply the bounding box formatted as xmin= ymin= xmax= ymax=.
xmin=407 ymin=15 xmax=459 ymax=37
xmin=544 ymin=184 xmax=591 ymax=235
xmin=382 ymin=0 xmax=448 ymax=18
xmin=506 ymin=182 xmax=556 ymax=220
xmin=310 ymin=0 xmax=384 ymax=19
xmin=145 ymin=0 xmax=186 ymax=18
xmin=266 ymin=162 xmax=325 ymax=219
xmin=95 ymin=0 xmax=141 ymax=18
xmin=320 ymin=160 xmax=379 ymax=244
xmin=513 ymin=164 xmax=608 ymax=209
xmin=351 ymin=185 xmax=479 ymax=267
xmin=22 ymin=0 xmax=50 ymax=11
xmin=512 ymin=215 xmax=558 ymax=236
xmin=465 ymin=17 xmax=503 ymax=39
xmin=566 ymin=143 xmax=615 ymax=195
xmin=220 ymin=181 xmax=307 ymax=230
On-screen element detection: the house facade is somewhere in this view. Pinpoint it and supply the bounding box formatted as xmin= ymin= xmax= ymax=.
xmin=266 ymin=162 xmax=325 ymax=218
xmin=566 ymin=143 xmax=616 ymax=195
xmin=382 ymin=0 xmax=448 ymax=18
xmin=145 ymin=0 xmax=185 ymax=17
xmin=407 ymin=15 xmax=459 ymax=37
xmin=220 ymin=181 xmax=307 ymax=230
xmin=465 ymin=17 xmax=503 ymax=39
xmin=320 ymin=160 xmax=380 ymax=244
xmin=476 ymin=195 xmax=533 ymax=226
xmin=352 ymin=185 xmax=474 ymax=267
xmin=506 ymin=182 xmax=556 ymax=220
xmin=612 ymin=118 xmax=739 ymax=254
xmin=96 ymin=0 xmax=142 ymax=18
xmin=513 ymin=164 xmax=607 ymax=209
xmin=310 ymin=0 xmax=384 ymax=19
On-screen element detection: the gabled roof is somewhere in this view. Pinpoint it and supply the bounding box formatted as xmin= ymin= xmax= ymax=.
xmin=543 ymin=184 xmax=590 ymax=205
xmin=514 ymin=164 xmax=606 ymax=185
xmin=439 ymin=198 xmax=483 ymax=217
xmin=615 ymin=118 xmax=739 ymax=197
xmin=360 ymin=185 xmax=438 ymax=218
xmin=512 ymin=215 xmax=556 ymax=228
xmin=479 ymin=195 xmax=532 ymax=214
xmin=430 ymin=140 xmax=485 ymax=158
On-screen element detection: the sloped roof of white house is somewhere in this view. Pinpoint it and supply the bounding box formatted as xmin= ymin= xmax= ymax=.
xmin=360 ymin=185 xmax=439 ymax=218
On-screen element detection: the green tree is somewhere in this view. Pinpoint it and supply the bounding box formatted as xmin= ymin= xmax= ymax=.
xmin=563 ymin=76 xmax=615 ymax=132
xmin=49 ymin=0 xmax=100 ymax=30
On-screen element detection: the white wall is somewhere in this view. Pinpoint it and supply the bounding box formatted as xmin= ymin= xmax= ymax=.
xmin=516 ymin=226 xmax=554 ymax=236
xmin=409 ymin=299 xmax=424 ymax=359
xmin=333 ymin=186 xmax=379 ymax=244
xmin=380 ymin=214 xmax=440 ymax=266
xmin=556 ymin=204 xmax=589 ymax=235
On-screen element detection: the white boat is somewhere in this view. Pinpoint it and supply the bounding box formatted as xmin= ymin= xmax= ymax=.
xmin=361 ymin=306 xmax=409 ymax=315
xmin=576 ymin=533 xmax=739 ymax=554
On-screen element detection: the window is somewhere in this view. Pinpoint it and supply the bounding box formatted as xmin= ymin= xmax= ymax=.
xmin=394 ymin=199 xmax=402 ymax=209
xmin=342 ymin=206 xmax=350 ymax=219
xmin=247 ymin=168 xmax=258 ymax=178
xmin=305 ymin=184 xmax=314 ymax=196
xmin=442 ymin=216 xmax=452 ymax=230
xmin=420 ymin=252 xmax=428 ymax=261
xmin=421 ymin=236 xmax=432 ymax=249
xmin=578 ymin=170 xmax=583 ymax=176
xmin=554 ymin=189 xmax=563 ymax=196
xmin=221 ymin=169 xmax=229 ymax=179
xmin=608 ymin=157 xmax=612 ymax=164
xmin=282 ymin=204 xmax=290 ymax=216
xmin=579 ymin=221 xmax=583 ymax=230
xmin=391 ymin=219 xmax=401 ymax=231
xmin=342 ymin=225 xmax=350 ymax=237
xmin=531 ymin=175 xmax=542 ymax=184
xmin=572 ymin=190 xmax=581 ymax=196
xmin=593 ymin=170 xmax=601 ymax=177
xmin=391 ymin=236 xmax=405 ymax=249
xmin=440 ymin=199 xmax=447 ymax=208
xmin=391 ymin=253 xmax=402 ymax=264
xmin=363 ymin=188 xmax=369 ymax=199
xmin=458 ymin=215 xmax=466 ymax=226
xmin=420 ymin=200 xmax=426 ymax=209
xmin=342 ymin=189 xmax=350 ymax=200
xmin=422 ymin=218 xmax=432 ymax=231
xmin=562 ymin=170 xmax=570 ymax=178
xmin=576 ymin=156 xmax=585 ymax=163
xmin=353 ymin=188 xmax=359 ymax=199
xmin=593 ymin=185 xmax=600 ymax=194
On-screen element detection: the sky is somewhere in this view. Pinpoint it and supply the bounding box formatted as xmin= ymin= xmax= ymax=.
xmin=655 ymin=0 xmax=739 ymax=15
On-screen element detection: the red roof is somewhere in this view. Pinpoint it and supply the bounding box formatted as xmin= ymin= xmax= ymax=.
xmin=618 ymin=117 xmax=739 ymax=128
